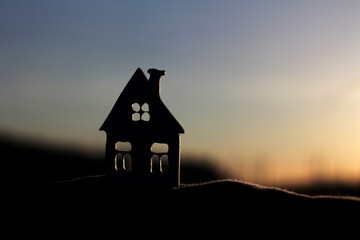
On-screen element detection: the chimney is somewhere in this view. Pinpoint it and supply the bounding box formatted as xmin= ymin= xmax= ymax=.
xmin=148 ymin=68 xmax=166 ymax=98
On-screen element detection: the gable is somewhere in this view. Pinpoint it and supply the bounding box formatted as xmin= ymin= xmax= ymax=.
xmin=100 ymin=68 xmax=184 ymax=135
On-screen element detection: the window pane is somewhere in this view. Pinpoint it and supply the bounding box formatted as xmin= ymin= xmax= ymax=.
xmin=141 ymin=112 xmax=150 ymax=121
xmin=160 ymin=154 xmax=169 ymax=173
xmin=115 ymin=153 xmax=123 ymax=171
xmin=142 ymin=103 xmax=149 ymax=112
xmin=150 ymin=143 xmax=169 ymax=153
xmin=132 ymin=103 xmax=140 ymax=112
xmin=132 ymin=113 xmax=140 ymax=121
xmin=123 ymin=154 xmax=132 ymax=172
xmin=150 ymin=154 xmax=160 ymax=173
xmin=115 ymin=141 xmax=132 ymax=152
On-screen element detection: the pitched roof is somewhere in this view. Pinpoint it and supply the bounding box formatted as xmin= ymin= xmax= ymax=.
xmin=100 ymin=68 xmax=184 ymax=135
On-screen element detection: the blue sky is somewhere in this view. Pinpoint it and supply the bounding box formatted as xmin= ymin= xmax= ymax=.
xmin=2 ymin=1 xmax=360 ymax=184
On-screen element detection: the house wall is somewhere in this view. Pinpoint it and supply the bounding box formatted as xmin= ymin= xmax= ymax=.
xmin=104 ymin=132 xmax=180 ymax=188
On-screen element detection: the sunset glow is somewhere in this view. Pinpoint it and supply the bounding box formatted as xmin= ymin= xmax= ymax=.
xmin=1 ymin=1 xmax=360 ymax=187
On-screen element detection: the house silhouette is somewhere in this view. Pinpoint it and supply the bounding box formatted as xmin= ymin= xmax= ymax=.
xmin=100 ymin=68 xmax=185 ymax=187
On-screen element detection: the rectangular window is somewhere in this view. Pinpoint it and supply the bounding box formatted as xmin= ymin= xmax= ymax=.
xmin=114 ymin=141 xmax=132 ymax=172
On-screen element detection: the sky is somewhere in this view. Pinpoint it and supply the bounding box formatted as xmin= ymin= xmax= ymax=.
xmin=1 ymin=0 xmax=360 ymax=186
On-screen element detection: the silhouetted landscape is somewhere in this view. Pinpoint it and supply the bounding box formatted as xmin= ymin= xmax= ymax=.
xmin=4 ymin=2 xmax=360 ymax=229
xmin=0 ymin=133 xmax=224 ymax=189
xmin=2 ymin=132 xmax=360 ymax=214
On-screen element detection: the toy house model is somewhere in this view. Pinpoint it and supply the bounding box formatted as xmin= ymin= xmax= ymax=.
xmin=100 ymin=68 xmax=184 ymax=187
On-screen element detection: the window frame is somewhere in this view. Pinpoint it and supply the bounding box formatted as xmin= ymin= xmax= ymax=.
xmin=131 ymin=102 xmax=150 ymax=122
xmin=150 ymin=142 xmax=169 ymax=173
xmin=114 ymin=141 xmax=132 ymax=172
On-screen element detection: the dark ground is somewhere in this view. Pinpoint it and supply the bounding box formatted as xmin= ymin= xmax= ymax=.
xmin=37 ymin=175 xmax=360 ymax=228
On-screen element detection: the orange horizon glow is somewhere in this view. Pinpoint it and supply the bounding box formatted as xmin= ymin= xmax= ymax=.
xmin=217 ymin=152 xmax=360 ymax=187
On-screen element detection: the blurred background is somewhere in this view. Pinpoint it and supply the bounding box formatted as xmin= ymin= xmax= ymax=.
xmin=1 ymin=1 xmax=360 ymax=195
